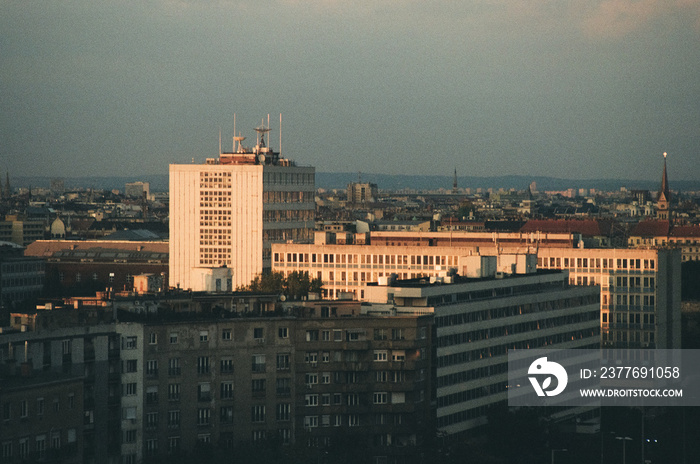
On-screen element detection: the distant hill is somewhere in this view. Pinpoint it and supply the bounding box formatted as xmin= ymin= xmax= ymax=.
xmin=11 ymin=173 xmax=700 ymax=193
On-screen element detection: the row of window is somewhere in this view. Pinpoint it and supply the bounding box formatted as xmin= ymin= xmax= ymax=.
xmin=539 ymin=256 xmax=656 ymax=271
xmin=1 ymin=429 xmax=76 ymax=460
xmin=274 ymin=251 xmax=456 ymax=267
xmin=2 ymin=394 xmax=75 ymax=421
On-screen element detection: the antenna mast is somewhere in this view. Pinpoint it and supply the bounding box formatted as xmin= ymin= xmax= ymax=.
xmin=279 ymin=113 xmax=282 ymax=155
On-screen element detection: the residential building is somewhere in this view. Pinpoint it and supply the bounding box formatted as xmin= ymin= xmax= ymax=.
xmin=0 ymin=319 xmax=121 ymax=464
xmin=169 ymin=124 xmax=315 ymax=291
xmin=363 ymin=266 xmax=600 ymax=436
xmin=347 ymin=182 xmax=378 ymax=205
xmin=114 ymin=297 xmax=432 ymax=463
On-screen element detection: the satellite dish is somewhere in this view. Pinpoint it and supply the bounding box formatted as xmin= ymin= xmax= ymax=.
xmin=258 ymin=154 xmax=266 ymax=164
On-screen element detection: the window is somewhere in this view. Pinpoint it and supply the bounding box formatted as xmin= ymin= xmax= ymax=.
xmin=2 ymin=442 xmax=11 ymax=459
xmin=305 ymin=394 xmax=319 ymax=407
xmin=197 ymin=356 xmax=210 ymax=374
xmin=276 ymin=353 xmax=290 ymax=370
xmin=169 ymin=332 xmax=179 ymax=344
xmin=373 ymin=392 xmax=388 ymax=404
xmin=334 ymin=330 xmax=343 ymax=341
xmin=333 ymin=393 xmax=342 ymax=405
xmin=146 ymin=439 xmax=158 ymax=456
xmin=278 ymin=327 xmax=288 ymax=339
xmin=347 ymin=393 xmax=359 ymax=405
xmin=305 ymin=351 xmax=318 ymax=364
xmin=146 ymin=360 xmax=158 ymax=376
xmin=374 ymin=350 xmax=388 ymax=362
xmin=146 ymin=386 xmax=158 ymax=405
xmin=374 ymin=328 xmax=387 ymax=340
xmin=125 ymin=359 xmax=137 ymax=373
xmin=124 ymin=429 xmax=137 ymax=443
xmin=198 ymin=383 xmax=212 ymax=402
xmin=168 ymin=410 xmax=180 ymax=428
xmin=220 ymin=406 xmax=233 ymax=424
xmin=254 ymin=327 xmax=264 ymax=340
xmin=304 ymin=415 xmax=318 ymax=429
xmin=276 ymin=403 xmax=291 ymax=421
xmin=149 ymin=333 xmax=157 ymax=345
xmin=392 ymin=350 xmax=406 ymax=362
xmin=392 ymin=392 xmax=405 ymax=404
xmin=36 ymin=398 xmax=44 ymax=416
xmin=123 ymin=407 xmax=137 ymax=420
xmin=306 ymin=330 xmax=319 ymax=342
xmin=222 ymin=329 xmax=232 ymax=341
xmin=123 ymin=337 xmax=136 ymax=350
xmin=199 ymin=331 xmax=209 ymax=342
xmin=169 ymin=358 xmax=181 ymax=376
xmin=251 ymin=405 xmax=266 ymax=423
xmin=322 ymin=372 xmax=331 ymax=384
xmin=168 ymin=383 xmax=180 ymax=401
xmin=391 ymin=328 xmax=405 ymax=340
xmin=269 ymin=377 xmax=288 ymax=397
xmin=252 ymin=354 xmax=266 ymax=373
xmin=146 ymin=412 xmax=159 ymax=429
xmin=322 ymin=330 xmax=331 ymax=341
xmin=3 ymin=403 xmax=10 ymax=421
xmin=123 ymin=383 xmax=137 ymax=397
xmin=252 ymin=379 xmax=266 ymax=394
xmin=348 ymin=415 xmax=359 ymax=427
xmin=197 ymin=408 xmax=211 ymax=426
xmin=168 ymin=436 xmax=180 ymax=453
xmin=220 ymin=358 xmax=234 ymax=374
xmin=322 ymin=351 xmax=330 ymax=363
xmin=305 ymin=373 xmax=318 ymax=386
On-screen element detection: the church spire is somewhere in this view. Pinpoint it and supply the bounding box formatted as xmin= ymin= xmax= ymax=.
xmin=656 ymin=152 xmax=670 ymax=220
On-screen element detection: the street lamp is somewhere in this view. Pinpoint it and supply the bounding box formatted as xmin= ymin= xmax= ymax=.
xmin=615 ymin=436 xmax=632 ymax=464
xmin=551 ymin=448 xmax=567 ymax=464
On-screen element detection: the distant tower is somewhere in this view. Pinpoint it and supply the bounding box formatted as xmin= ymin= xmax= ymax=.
xmin=656 ymin=152 xmax=671 ymax=220
xmin=452 ymin=168 xmax=458 ymax=194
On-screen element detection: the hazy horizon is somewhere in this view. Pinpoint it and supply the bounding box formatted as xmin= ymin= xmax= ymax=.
xmin=2 ymin=1 xmax=699 ymax=180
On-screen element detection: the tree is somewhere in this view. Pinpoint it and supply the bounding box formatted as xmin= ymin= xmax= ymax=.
xmin=241 ymin=270 xmax=323 ymax=300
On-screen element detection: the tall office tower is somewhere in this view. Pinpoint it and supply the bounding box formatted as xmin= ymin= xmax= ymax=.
xmin=169 ymin=122 xmax=315 ymax=291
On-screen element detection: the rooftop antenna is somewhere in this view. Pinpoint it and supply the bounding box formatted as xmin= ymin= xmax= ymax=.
xmin=279 ymin=113 xmax=282 ymax=155
xmin=218 ymin=127 xmax=222 ymax=155
xmin=233 ymin=114 xmax=236 ymax=152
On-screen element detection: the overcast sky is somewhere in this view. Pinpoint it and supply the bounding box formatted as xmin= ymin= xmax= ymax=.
xmin=2 ymin=0 xmax=699 ymax=181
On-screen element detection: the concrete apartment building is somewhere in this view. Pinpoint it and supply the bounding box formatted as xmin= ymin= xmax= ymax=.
xmin=0 ymin=317 xmax=121 ymax=464
xmin=169 ymin=124 xmax=315 ymax=292
xmin=363 ymin=264 xmax=600 ymax=436
xmin=115 ymin=299 xmax=433 ymax=463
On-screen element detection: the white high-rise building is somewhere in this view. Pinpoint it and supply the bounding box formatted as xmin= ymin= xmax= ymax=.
xmin=169 ymin=122 xmax=315 ymax=291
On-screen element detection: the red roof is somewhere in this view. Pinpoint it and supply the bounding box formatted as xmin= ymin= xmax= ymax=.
xmin=670 ymin=225 xmax=700 ymax=238
xmin=629 ymin=220 xmax=670 ymax=237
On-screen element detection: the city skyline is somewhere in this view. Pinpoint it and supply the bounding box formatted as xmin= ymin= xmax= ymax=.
xmin=2 ymin=1 xmax=700 ymax=181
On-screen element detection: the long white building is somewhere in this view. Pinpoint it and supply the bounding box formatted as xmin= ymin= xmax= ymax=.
xmin=170 ymin=124 xmax=315 ymax=291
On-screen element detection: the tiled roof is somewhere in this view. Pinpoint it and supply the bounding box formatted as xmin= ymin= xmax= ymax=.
xmin=629 ymin=220 xmax=670 ymax=237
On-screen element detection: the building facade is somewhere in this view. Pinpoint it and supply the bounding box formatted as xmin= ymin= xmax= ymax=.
xmin=116 ymin=302 xmax=432 ymax=463
xmin=364 ymin=269 xmax=600 ymax=436
xmin=169 ymin=127 xmax=315 ymax=292
xmin=272 ymin=230 xmax=681 ymax=349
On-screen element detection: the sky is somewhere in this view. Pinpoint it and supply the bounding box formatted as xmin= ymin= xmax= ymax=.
xmin=2 ymin=0 xmax=699 ymax=181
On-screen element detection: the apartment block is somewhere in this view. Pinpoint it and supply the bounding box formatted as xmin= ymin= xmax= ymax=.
xmin=114 ymin=300 xmax=433 ymax=463
xmin=364 ymin=269 xmax=600 ymax=436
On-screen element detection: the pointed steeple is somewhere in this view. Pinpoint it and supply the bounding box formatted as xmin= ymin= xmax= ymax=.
xmin=656 ymin=152 xmax=670 ymax=220
xmin=452 ymin=168 xmax=458 ymax=194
